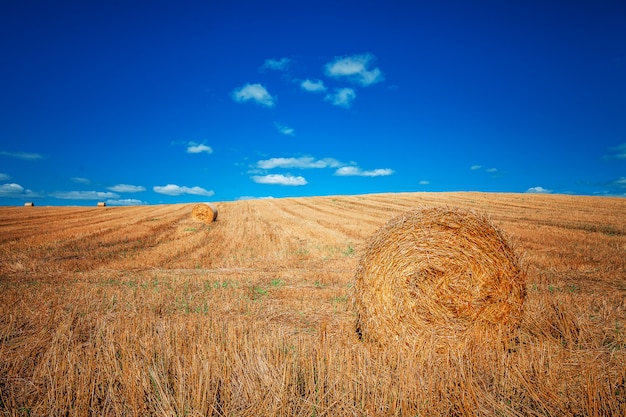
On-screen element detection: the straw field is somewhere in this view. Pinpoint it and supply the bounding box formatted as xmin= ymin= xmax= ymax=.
xmin=1 ymin=192 xmax=625 ymax=416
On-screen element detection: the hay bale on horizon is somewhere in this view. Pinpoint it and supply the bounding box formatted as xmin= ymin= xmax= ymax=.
xmin=353 ymin=206 xmax=526 ymax=346
xmin=97 ymin=202 xmax=106 ymax=207
xmin=24 ymin=202 xmax=34 ymax=207
xmin=192 ymin=202 xmax=218 ymax=223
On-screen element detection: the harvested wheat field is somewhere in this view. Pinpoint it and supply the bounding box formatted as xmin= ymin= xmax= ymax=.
xmin=1 ymin=192 xmax=625 ymax=416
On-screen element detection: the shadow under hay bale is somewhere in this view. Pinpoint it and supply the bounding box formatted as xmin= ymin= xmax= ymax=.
xmin=353 ymin=206 xmax=526 ymax=348
xmin=192 ymin=202 xmax=218 ymax=223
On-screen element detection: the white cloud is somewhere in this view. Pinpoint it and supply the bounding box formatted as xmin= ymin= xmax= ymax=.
xmin=300 ymin=79 xmax=327 ymax=93
xmin=231 ymin=83 xmax=275 ymax=107
xmin=252 ymin=174 xmax=307 ymax=186
xmin=71 ymin=177 xmax=90 ymax=184
xmin=274 ymin=122 xmax=295 ymax=136
xmin=325 ymin=88 xmax=356 ymax=108
xmin=0 ymin=151 xmax=44 ymax=160
xmin=106 ymin=199 xmax=146 ymax=206
xmin=324 ymin=53 xmax=384 ymax=86
xmin=257 ymin=156 xmax=341 ymax=170
xmin=471 ymin=165 xmax=499 ymax=174
xmin=526 ymin=186 xmax=552 ymax=194
xmin=1 ymin=183 xmax=25 ymax=194
xmin=334 ymin=166 xmax=362 ymax=176
xmin=608 ymin=143 xmax=626 ymax=159
xmin=107 ymin=184 xmax=146 ymax=193
xmin=237 ymin=195 xmax=275 ymax=200
xmin=613 ymin=177 xmax=626 ymax=188
xmin=335 ymin=166 xmax=394 ymax=177
xmin=51 ymin=190 xmax=120 ymax=200
xmin=419 ymin=180 xmax=430 ymax=185
xmin=0 ymin=173 xmax=10 ymax=181
xmin=256 ymin=156 xmax=393 ymax=179
xmin=187 ymin=142 xmax=213 ymax=154
xmin=254 ymin=155 xmax=393 ymax=180
xmin=0 ymin=183 xmax=37 ymax=198
xmin=261 ymin=57 xmax=291 ymax=71
xmin=153 ymin=184 xmax=214 ymax=197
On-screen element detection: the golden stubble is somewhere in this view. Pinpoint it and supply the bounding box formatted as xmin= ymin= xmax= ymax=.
xmin=0 ymin=192 xmax=624 ymax=416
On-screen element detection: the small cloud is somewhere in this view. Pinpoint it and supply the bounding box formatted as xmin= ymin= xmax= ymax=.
xmin=526 ymin=186 xmax=552 ymax=194
xmin=325 ymin=88 xmax=356 ymax=108
xmin=237 ymin=195 xmax=275 ymax=200
xmin=335 ymin=166 xmax=394 ymax=177
xmin=274 ymin=122 xmax=295 ymax=136
xmin=613 ymin=177 xmax=626 ymax=188
xmin=0 ymin=183 xmax=37 ymax=198
xmin=187 ymin=142 xmax=213 ymax=154
xmin=71 ymin=177 xmax=91 ymax=184
xmin=300 ymin=79 xmax=327 ymax=93
xmin=419 ymin=180 xmax=430 ymax=185
xmin=0 ymin=173 xmax=10 ymax=181
xmin=51 ymin=190 xmax=120 ymax=200
xmin=261 ymin=57 xmax=291 ymax=71
xmin=0 ymin=151 xmax=44 ymax=160
xmin=252 ymin=174 xmax=307 ymax=186
xmin=106 ymin=198 xmax=146 ymax=206
xmin=257 ymin=156 xmax=341 ymax=170
xmin=324 ymin=53 xmax=384 ymax=86
xmin=2 ymin=183 xmax=25 ymax=194
xmin=606 ymin=143 xmax=626 ymax=159
xmin=107 ymin=184 xmax=146 ymax=193
xmin=153 ymin=184 xmax=215 ymax=197
xmin=232 ymin=83 xmax=275 ymax=107
xmin=471 ymin=165 xmax=499 ymax=175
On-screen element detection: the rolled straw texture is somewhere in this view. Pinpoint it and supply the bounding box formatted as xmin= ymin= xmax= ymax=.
xmin=192 ymin=202 xmax=218 ymax=223
xmin=354 ymin=206 xmax=526 ymax=346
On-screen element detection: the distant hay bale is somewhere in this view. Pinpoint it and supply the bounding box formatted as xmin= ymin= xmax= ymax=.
xmin=353 ymin=206 xmax=526 ymax=346
xmin=24 ymin=202 xmax=34 ymax=207
xmin=97 ymin=202 xmax=106 ymax=207
xmin=192 ymin=202 xmax=218 ymax=223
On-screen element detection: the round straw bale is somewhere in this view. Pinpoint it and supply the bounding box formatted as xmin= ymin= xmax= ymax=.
xmin=353 ymin=206 xmax=526 ymax=346
xmin=192 ymin=202 xmax=218 ymax=223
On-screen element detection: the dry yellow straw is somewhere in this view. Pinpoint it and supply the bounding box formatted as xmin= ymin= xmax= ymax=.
xmin=353 ymin=206 xmax=526 ymax=346
xmin=192 ymin=202 xmax=218 ymax=223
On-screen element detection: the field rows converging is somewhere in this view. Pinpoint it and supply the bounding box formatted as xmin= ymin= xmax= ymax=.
xmin=1 ymin=192 xmax=625 ymax=416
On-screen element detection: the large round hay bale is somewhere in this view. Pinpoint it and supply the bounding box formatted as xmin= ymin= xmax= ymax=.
xmin=353 ymin=206 xmax=526 ymax=346
xmin=192 ymin=202 xmax=218 ymax=223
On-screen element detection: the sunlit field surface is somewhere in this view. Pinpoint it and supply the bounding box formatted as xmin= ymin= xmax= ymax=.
xmin=1 ymin=192 xmax=625 ymax=416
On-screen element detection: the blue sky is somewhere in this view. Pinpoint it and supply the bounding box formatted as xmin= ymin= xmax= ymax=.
xmin=1 ymin=0 xmax=625 ymax=206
